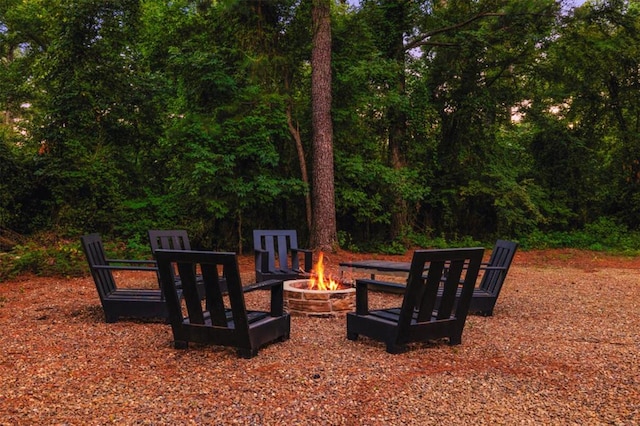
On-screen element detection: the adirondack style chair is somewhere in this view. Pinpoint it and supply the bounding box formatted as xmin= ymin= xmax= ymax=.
xmin=253 ymin=230 xmax=313 ymax=282
xmin=148 ymin=229 xmax=192 ymax=252
xmin=468 ymin=239 xmax=518 ymax=316
xmin=435 ymin=239 xmax=518 ymax=316
xmin=347 ymin=247 xmax=485 ymax=354
xmin=80 ymin=233 xmax=168 ymax=323
xmin=148 ymin=230 xmax=222 ymax=295
xmin=155 ymin=249 xmax=291 ymax=358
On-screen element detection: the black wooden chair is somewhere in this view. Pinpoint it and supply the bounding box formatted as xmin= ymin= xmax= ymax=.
xmin=347 ymin=247 xmax=485 ymax=354
xmin=80 ymin=233 xmax=168 ymax=323
xmin=434 ymin=239 xmax=518 ymax=316
xmin=253 ymin=229 xmax=313 ymax=282
xmin=148 ymin=229 xmax=223 ymax=296
xmin=468 ymin=239 xmax=518 ymax=316
xmin=148 ymin=229 xmax=192 ymax=252
xmin=155 ymin=249 xmax=291 ymax=358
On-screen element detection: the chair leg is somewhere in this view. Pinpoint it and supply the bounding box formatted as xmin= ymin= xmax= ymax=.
xmin=105 ymin=312 xmax=118 ymax=323
xmin=238 ymin=347 xmax=258 ymax=359
xmin=448 ymin=335 xmax=462 ymax=345
xmin=174 ymin=340 xmax=188 ymax=349
xmin=347 ymin=332 xmax=358 ymax=341
xmin=386 ymin=342 xmax=406 ymax=354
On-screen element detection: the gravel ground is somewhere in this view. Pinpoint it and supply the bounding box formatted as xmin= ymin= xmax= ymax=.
xmin=0 ymin=250 xmax=638 ymax=425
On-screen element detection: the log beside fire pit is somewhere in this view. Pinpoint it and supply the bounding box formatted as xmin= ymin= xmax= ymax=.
xmin=283 ymin=279 xmax=355 ymax=317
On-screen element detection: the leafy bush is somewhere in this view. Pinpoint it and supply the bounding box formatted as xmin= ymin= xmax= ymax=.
xmin=339 ymin=229 xmax=486 ymax=255
xmin=0 ymin=232 xmax=163 ymax=282
xmin=0 ymin=240 xmax=87 ymax=282
xmin=520 ymin=217 xmax=640 ymax=254
xmin=404 ymin=229 xmax=484 ymax=250
xmin=337 ymin=231 xmax=360 ymax=253
xmin=374 ymin=240 xmax=407 ymax=255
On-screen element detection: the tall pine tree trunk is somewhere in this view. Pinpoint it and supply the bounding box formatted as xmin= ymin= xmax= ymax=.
xmin=310 ymin=0 xmax=337 ymax=252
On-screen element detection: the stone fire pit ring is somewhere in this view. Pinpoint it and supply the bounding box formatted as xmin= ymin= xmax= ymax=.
xmin=283 ymin=279 xmax=355 ymax=317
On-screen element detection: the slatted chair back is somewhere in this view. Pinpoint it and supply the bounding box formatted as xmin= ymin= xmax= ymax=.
xmin=431 ymin=240 xmax=518 ymax=316
xmin=401 ymin=248 xmax=484 ymax=339
xmin=347 ymin=247 xmax=484 ymax=354
xmin=148 ymin=229 xmax=192 ymax=253
xmin=479 ymin=239 xmax=518 ymax=296
xmin=155 ymin=249 xmax=290 ymax=358
xmin=80 ymin=233 xmax=167 ymax=323
xmin=253 ymin=229 xmax=312 ymax=282
xmin=254 ymin=230 xmax=298 ymax=271
xmin=148 ymin=229 xmax=219 ymax=296
xmin=81 ymin=233 xmax=118 ymax=299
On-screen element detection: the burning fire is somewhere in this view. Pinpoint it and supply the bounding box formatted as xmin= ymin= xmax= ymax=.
xmin=308 ymin=252 xmax=340 ymax=291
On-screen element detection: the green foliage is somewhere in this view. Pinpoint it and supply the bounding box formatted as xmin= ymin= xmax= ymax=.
xmin=373 ymin=240 xmax=407 ymax=256
xmin=337 ymin=228 xmax=486 ymax=255
xmin=1 ymin=0 xmax=640 ymax=261
xmin=521 ymin=217 xmax=640 ymax=254
xmin=337 ymin=230 xmax=359 ymax=253
xmin=0 ymin=239 xmax=86 ymax=282
xmin=529 ymin=0 xmax=640 ymax=231
xmin=0 ymin=233 xmax=162 ymax=282
xmin=416 ymin=0 xmax=560 ymax=240
xmin=0 ymin=130 xmax=25 ymax=229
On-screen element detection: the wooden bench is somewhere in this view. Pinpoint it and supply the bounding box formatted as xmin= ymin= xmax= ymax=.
xmin=339 ymin=259 xmax=412 ymax=279
xmin=155 ymin=249 xmax=291 ymax=358
xmin=339 ymin=259 xmax=415 ymax=293
xmin=81 ymin=233 xmax=169 ymax=323
xmin=347 ymin=247 xmax=485 ymax=353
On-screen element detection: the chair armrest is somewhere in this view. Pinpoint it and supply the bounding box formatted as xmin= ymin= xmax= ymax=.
xmin=99 ymin=258 xmax=158 ymax=272
xmin=354 ymin=278 xmax=407 ymax=314
xmin=106 ymin=258 xmax=156 ymax=265
xmin=242 ymin=279 xmax=284 ymax=293
xmin=481 ymin=266 xmax=507 ymax=271
xmin=242 ymin=279 xmax=285 ymax=317
xmin=356 ymin=278 xmax=406 ymax=291
xmin=291 ymin=249 xmax=313 ymax=256
xmin=93 ymin=264 xmax=159 ymax=272
xmin=291 ymin=248 xmax=313 ymax=272
xmin=254 ymin=249 xmax=269 ymax=272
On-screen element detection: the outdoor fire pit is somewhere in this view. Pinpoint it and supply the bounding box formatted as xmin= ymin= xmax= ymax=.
xmin=283 ymin=279 xmax=355 ymax=317
xmin=283 ymin=253 xmax=355 ymax=317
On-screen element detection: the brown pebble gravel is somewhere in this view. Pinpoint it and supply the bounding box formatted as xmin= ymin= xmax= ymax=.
xmin=0 ymin=249 xmax=638 ymax=425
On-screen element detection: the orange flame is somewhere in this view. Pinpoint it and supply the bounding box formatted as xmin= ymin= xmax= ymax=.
xmin=308 ymin=252 xmax=339 ymax=291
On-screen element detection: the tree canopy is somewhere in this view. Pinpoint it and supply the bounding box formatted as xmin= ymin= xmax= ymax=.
xmin=1 ymin=0 xmax=639 ymax=252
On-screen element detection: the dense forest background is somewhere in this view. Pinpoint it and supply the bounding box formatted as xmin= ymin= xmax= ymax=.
xmin=1 ymin=0 xmax=640 ymax=264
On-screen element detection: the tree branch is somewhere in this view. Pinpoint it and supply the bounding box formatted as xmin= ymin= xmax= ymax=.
xmin=405 ymin=12 xmax=506 ymax=51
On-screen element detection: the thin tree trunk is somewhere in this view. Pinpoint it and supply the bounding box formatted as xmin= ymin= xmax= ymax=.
xmin=310 ymin=0 xmax=337 ymax=252
xmin=286 ymin=105 xmax=312 ymax=230
xmin=387 ymin=1 xmax=409 ymax=241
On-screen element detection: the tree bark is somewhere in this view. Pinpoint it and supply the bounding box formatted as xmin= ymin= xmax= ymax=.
xmin=310 ymin=0 xmax=338 ymax=252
